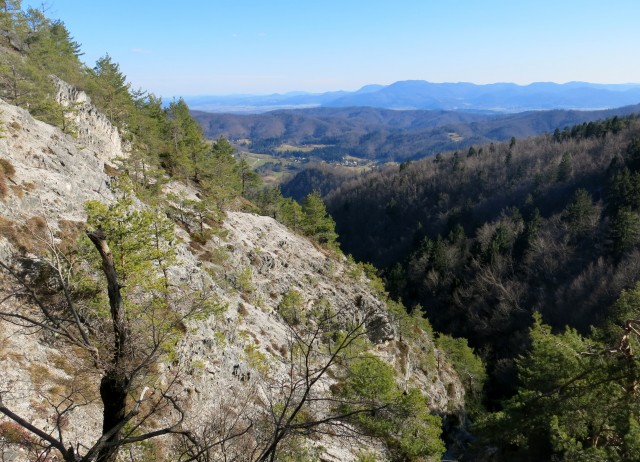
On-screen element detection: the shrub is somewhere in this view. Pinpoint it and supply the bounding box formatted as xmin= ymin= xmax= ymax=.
xmin=435 ymin=334 xmax=486 ymax=416
xmin=278 ymin=289 xmax=305 ymax=325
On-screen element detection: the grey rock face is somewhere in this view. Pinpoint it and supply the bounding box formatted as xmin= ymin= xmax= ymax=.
xmin=0 ymin=93 xmax=467 ymax=461
xmin=55 ymin=78 xmax=127 ymax=162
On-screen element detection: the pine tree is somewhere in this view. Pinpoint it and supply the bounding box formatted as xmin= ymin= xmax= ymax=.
xmin=0 ymin=0 xmax=24 ymax=46
xmin=165 ymin=98 xmax=208 ymax=181
xmin=125 ymin=92 xmax=170 ymax=193
xmin=27 ymin=18 xmax=85 ymax=86
xmin=301 ymin=191 xmax=338 ymax=245
xmin=611 ymin=207 xmax=640 ymax=254
xmin=89 ymin=54 xmax=133 ymax=127
xmin=199 ymin=136 xmax=241 ymax=210
xmin=564 ymin=188 xmax=597 ymax=238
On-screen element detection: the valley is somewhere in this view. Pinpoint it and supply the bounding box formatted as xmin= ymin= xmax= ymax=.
xmin=193 ymin=104 xmax=640 ymax=164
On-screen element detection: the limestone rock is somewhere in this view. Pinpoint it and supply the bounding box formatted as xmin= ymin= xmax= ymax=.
xmin=0 ymin=93 xmax=467 ymax=462
xmin=55 ymin=78 xmax=127 ymax=162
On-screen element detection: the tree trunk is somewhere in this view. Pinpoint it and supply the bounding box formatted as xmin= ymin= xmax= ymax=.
xmin=96 ymin=372 xmax=129 ymax=462
xmin=87 ymin=230 xmax=130 ymax=462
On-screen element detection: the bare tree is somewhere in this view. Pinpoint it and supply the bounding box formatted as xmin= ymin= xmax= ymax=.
xmin=253 ymin=307 xmax=379 ymax=462
xmin=180 ymin=304 xmax=432 ymax=462
xmin=0 ymin=206 xmax=208 ymax=461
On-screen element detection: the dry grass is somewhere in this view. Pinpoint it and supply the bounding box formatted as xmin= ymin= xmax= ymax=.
xmin=28 ymin=363 xmax=53 ymax=391
xmin=0 ymin=158 xmax=16 ymax=177
xmin=9 ymin=184 xmax=23 ymax=198
xmin=0 ymin=172 xmax=7 ymax=199
xmin=103 ymin=163 xmax=119 ymax=177
xmin=0 ymin=215 xmax=51 ymax=253
xmin=0 ymin=216 xmax=19 ymax=243
xmin=58 ymin=219 xmax=85 ymax=253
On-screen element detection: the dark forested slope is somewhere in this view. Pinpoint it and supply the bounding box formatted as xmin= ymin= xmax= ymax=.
xmin=326 ymin=115 xmax=640 ymax=402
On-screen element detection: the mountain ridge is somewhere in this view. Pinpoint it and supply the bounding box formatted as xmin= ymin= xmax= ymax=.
xmin=184 ymin=80 xmax=640 ymax=114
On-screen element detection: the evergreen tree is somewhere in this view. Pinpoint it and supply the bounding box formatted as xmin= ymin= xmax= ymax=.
xmin=200 ymin=136 xmax=241 ymax=210
xmin=483 ymin=310 xmax=640 ymax=462
xmin=611 ymin=207 xmax=640 ymax=254
xmin=279 ymin=197 xmax=304 ymax=232
xmin=236 ymin=156 xmax=260 ymax=197
xmin=556 ymin=152 xmax=572 ymax=182
xmin=89 ymin=54 xmax=133 ymax=127
xmin=125 ymin=92 xmax=170 ymax=193
xmin=27 ymin=18 xmax=85 ymax=86
xmin=301 ymin=191 xmax=338 ymax=245
xmin=164 ymin=97 xmax=208 ymax=181
xmin=564 ymin=188 xmax=597 ymax=238
xmin=0 ymin=0 xmax=24 ymax=46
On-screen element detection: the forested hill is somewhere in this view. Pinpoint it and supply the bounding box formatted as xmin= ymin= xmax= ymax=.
xmin=193 ymin=104 xmax=640 ymax=162
xmin=326 ymin=114 xmax=640 ymax=459
xmin=327 ymin=113 xmax=639 ymax=379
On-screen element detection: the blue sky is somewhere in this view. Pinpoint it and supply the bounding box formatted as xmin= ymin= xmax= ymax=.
xmin=23 ymin=1 xmax=640 ymax=98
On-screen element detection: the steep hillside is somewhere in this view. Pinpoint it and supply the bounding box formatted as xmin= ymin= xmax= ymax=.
xmin=325 ymin=114 xmax=640 ymax=403
xmin=0 ymin=89 xmax=466 ymax=460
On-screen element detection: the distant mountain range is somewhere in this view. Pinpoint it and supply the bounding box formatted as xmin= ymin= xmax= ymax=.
xmin=184 ymin=81 xmax=640 ymax=114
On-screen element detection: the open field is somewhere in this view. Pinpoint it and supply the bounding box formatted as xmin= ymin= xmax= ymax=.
xmin=274 ymin=143 xmax=331 ymax=153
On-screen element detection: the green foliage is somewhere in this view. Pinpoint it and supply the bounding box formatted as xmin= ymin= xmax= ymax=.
xmin=84 ymin=184 xmax=175 ymax=288
xmin=336 ymin=355 xmax=445 ymax=461
xmin=81 ymin=185 xmax=188 ymax=365
xmin=278 ymin=289 xmax=305 ymax=325
xmin=124 ymin=92 xmax=170 ymax=194
xmin=481 ymin=311 xmax=640 ymax=461
xmin=556 ymin=152 xmax=572 ymax=182
xmin=608 ymin=167 xmax=640 ymax=211
xmin=301 ymin=191 xmax=338 ymax=246
xmin=347 ymin=259 xmax=387 ymax=295
xmin=235 ymin=266 xmax=255 ymax=293
xmin=278 ymin=196 xmax=305 ymax=232
xmin=611 ymin=206 xmax=640 ymax=254
xmin=603 ymin=281 xmax=640 ymax=344
xmin=0 ymin=48 xmax=60 ymax=121
xmin=26 ymin=16 xmax=85 ymax=87
xmin=354 ymin=450 xmax=380 ymax=462
xmin=340 ymin=355 xmax=397 ymax=404
xmin=237 ymin=156 xmax=261 ymax=197
xmin=0 ymin=5 xmax=87 ymax=129
xmin=163 ymin=98 xmax=208 ymax=181
xmin=200 ymin=137 xmax=242 ymax=210
xmin=564 ymin=188 xmax=597 ymax=238
xmin=88 ymin=54 xmax=133 ymax=127
xmin=435 ymin=334 xmax=486 ymax=416
xmin=244 ymin=342 xmax=269 ymax=376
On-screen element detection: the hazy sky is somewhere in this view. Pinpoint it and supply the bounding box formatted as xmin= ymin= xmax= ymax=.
xmin=23 ymin=0 xmax=640 ymax=98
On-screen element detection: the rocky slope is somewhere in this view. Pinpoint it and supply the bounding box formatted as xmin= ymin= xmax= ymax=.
xmin=0 ymin=91 xmax=465 ymax=461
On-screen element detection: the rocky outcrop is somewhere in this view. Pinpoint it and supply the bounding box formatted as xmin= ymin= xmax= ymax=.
xmin=0 ymin=98 xmax=115 ymax=224
xmin=55 ymin=78 xmax=126 ymax=162
xmin=0 ymin=97 xmax=466 ymax=461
